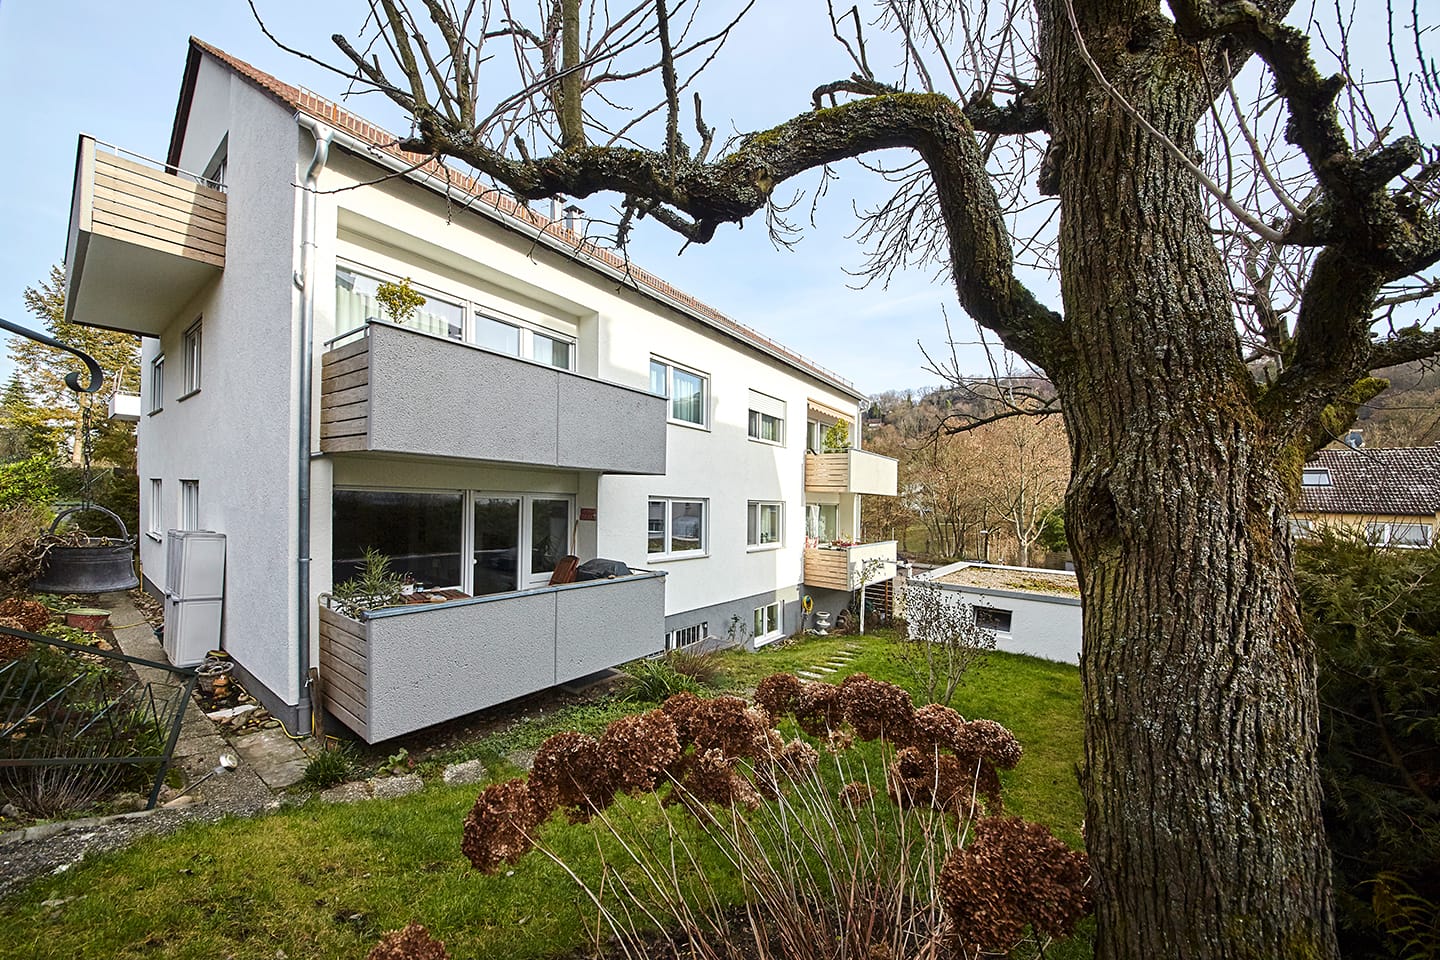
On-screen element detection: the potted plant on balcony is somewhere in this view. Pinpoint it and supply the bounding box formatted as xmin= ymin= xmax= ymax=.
xmin=330 ymin=548 xmax=407 ymax=619
xmin=821 ymin=420 xmax=850 ymax=453
xmin=374 ymin=278 xmax=426 ymax=326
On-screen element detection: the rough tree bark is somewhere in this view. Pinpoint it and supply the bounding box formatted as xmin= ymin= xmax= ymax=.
xmin=1039 ymin=4 xmax=1336 ymax=954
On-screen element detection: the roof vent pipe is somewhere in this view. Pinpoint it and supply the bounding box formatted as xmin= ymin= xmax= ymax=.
xmin=563 ymin=204 xmax=583 ymax=233
xmin=294 ymin=113 xmax=334 ymax=738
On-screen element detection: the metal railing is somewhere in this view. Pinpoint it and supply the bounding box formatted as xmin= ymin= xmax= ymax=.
xmin=0 ymin=625 xmax=195 ymax=813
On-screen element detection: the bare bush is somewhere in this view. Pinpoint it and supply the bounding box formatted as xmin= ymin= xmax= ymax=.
xmin=892 ymin=578 xmax=997 ymax=706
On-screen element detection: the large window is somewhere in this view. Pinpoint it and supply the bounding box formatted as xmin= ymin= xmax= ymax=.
xmin=648 ymin=498 xmax=707 ymax=558
xmin=148 ymin=354 xmax=164 ymax=413
xmin=333 ymin=489 xmax=572 ymax=595
xmin=335 ymin=265 xmax=465 ymax=340
xmin=333 ymin=490 xmax=464 ymax=588
xmin=1364 ymin=521 xmax=1433 ymax=548
xmin=748 ymin=501 xmax=782 ymax=548
xmin=805 ymin=502 xmax=839 ymax=543
xmin=474 ymin=312 xmax=575 ymax=370
xmin=650 ymin=358 xmax=708 ymax=427
xmin=181 ymin=320 xmax=202 ymax=396
xmin=747 ymin=390 xmax=785 ymax=444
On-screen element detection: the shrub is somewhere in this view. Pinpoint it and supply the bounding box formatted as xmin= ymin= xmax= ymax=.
xmin=891 ymin=578 xmax=996 ymax=706
xmin=330 ymin=548 xmax=407 ymax=618
xmin=0 ymin=455 xmax=56 ymax=510
xmin=664 ymin=648 xmax=725 ymax=687
xmin=300 ymin=744 xmax=358 ymax=790
xmin=621 ymin=656 xmax=706 ymax=702
xmin=374 ymin=278 xmax=427 ymax=325
xmin=1294 ymin=532 xmax=1440 ymax=957
xmin=0 ymin=503 xmax=51 ymax=599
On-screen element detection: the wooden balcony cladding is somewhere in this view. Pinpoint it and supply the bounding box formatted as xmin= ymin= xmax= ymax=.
xmin=83 ymin=138 xmax=225 ymax=267
xmin=803 ymin=547 xmax=852 ymax=590
xmin=317 ymin=606 xmax=370 ymax=740
xmin=318 ymin=338 xmax=371 ymax=453
xmin=805 ymin=450 xmax=899 ymax=496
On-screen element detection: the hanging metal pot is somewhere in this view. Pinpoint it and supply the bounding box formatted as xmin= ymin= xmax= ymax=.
xmin=31 ymin=505 xmax=140 ymax=595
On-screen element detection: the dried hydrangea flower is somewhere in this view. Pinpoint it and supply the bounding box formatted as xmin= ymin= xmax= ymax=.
xmin=367 ymin=922 xmax=450 ymax=960
xmin=885 ymin=746 xmax=996 ymax=816
xmin=692 ymin=695 xmax=773 ymax=760
xmin=823 ymin=728 xmax=856 ymax=754
xmin=600 ymin=709 xmax=682 ymax=794
xmin=938 ymin=816 xmax=1091 ymax=952
xmin=660 ymin=691 xmax=706 ymax=747
xmin=837 ymin=674 xmax=915 ymax=743
xmin=777 ymin=739 xmax=820 ymax=781
xmin=0 ymin=618 xmax=32 ymax=661
xmin=461 ymin=778 xmax=539 ymax=873
xmin=838 ymin=781 xmax=874 ymax=810
xmin=529 ymin=731 xmax=615 ymax=821
xmin=952 ymin=718 xmax=1023 ymax=770
xmin=905 ymin=703 xmax=966 ymax=753
xmin=754 ymin=672 xmax=806 ymax=718
xmin=794 ymin=681 xmax=844 ymax=736
xmin=679 ymin=747 xmax=762 ymax=811
xmin=0 ymin=598 xmax=49 ymax=632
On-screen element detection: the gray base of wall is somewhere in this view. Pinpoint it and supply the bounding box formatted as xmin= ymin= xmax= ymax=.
xmin=144 ymin=574 xmax=304 ymax=733
xmin=665 ymin=585 xmax=801 ymax=652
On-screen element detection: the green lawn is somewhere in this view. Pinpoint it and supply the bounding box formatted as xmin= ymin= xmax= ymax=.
xmin=0 ymin=632 xmax=1086 ymax=959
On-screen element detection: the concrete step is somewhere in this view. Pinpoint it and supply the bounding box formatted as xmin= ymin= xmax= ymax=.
xmin=796 ymin=670 xmax=826 ymax=680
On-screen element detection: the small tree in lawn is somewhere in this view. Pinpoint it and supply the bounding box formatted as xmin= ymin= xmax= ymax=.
xmin=894 ymin=577 xmax=997 ymax=707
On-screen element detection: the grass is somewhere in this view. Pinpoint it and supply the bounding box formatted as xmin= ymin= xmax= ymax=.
xmin=0 ymin=631 xmax=1086 ymax=959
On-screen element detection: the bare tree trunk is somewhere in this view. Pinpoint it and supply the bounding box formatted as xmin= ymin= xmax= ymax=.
xmin=1038 ymin=3 xmax=1338 ymax=955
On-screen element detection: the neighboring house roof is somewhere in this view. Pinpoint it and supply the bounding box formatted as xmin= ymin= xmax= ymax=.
xmin=1297 ymin=446 xmax=1440 ymax=516
xmin=166 ymin=38 xmax=866 ymax=403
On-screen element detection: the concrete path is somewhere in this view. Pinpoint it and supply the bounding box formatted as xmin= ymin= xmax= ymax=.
xmin=97 ymin=590 xmax=311 ymax=794
xmin=796 ymin=643 xmax=861 ymax=681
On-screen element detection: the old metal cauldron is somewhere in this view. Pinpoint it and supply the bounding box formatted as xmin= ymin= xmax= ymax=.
xmin=31 ymin=505 xmax=140 ymax=594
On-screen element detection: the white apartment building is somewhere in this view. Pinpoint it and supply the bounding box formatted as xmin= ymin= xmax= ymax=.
xmin=63 ymin=39 xmax=897 ymax=742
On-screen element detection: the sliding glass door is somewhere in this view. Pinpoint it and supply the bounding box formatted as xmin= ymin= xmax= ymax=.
xmin=472 ymin=494 xmax=573 ymax=595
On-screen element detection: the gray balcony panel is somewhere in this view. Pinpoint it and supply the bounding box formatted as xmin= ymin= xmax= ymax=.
xmin=325 ymin=322 xmax=666 ymax=474
xmin=556 ymin=572 xmax=665 ymax=684
xmin=322 ymin=571 xmax=666 ymax=742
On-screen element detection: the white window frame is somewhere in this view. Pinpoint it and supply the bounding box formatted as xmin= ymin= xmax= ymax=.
xmin=147 ymin=479 xmax=163 ymax=540
xmin=473 ymin=310 xmax=576 ymax=371
xmin=147 ymin=354 xmax=164 ymax=414
xmin=665 ymin=622 xmax=707 ymax=651
xmin=747 ymin=500 xmax=783 ymax=550
xmin=747 ymin=390 xmax=786 ymax=445
xmin=333 ymin=487 xmax=575 ymax=593
xmin=179 ymin=479 xmax=199 ymax=530
xmin=648 ymin=497 xmax=708 ymax=560
xmin=752 ymin=601 xmax=782 ymax=643
xmin=1301 ymin=468 xmax=1331 ymax=486
xmin=650 ymin=357 xmax=709 ymax=429
xmin=1364 ymin=520 xmax=1433 ymax=548
xmin=181 ymin=319 xmax=202 ymax=398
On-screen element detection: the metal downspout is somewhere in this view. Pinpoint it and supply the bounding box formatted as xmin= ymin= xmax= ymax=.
xmin=294 ymin=115 xmax=333 ymax=735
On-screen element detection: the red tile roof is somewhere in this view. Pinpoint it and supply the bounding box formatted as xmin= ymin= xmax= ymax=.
xmin=1298 ymin=445 xmax=1440 ymax=516
xmin=174 ymin=38 xmax=862 ymax=400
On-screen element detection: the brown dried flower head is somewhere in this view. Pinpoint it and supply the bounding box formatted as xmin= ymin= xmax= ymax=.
xmin=0 ymin=618 xmax=32 ymax=661
xmin=529 ymin=731 xmax=615 ymax=821
xmin=660 ymin=690 xmax=706 ymax=746
xmin=754 ymin=672 xmax=806 ymax=718
xmin=692 ymin=695 xmax=773 ymax=760
xmin=953 ymin=718 xmax=1023 ymax=770
xmin=938 ymin=816 xmax=1092 ymax=952
xmin=838 ymin=674 xmax=916 ymax=743
xmin=680 ymin=747 xmax=762 ymax=811
xmin=776 ymin=738 xmax=820 ymax=781
xmin=461 ymin=778 xmax=540 ymax=873
xmin=600 ymin=709 xmax=681 ymax=794
xmin=906 ymin=703 xmax=966 ymax=753
xmin=838 ymin=781 xmax=874 ymax=810
xmin=886 ymin=746 xmax=985 ymax=816
xmin=794 ymin=680 xmax=845 ymax=736
xmin=367 ymin=922 xmax=450 ymax=960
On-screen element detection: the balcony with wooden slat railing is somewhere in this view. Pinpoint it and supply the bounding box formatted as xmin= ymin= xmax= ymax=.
xmin=804 ymin=449 xmax=899 ymax=496
xmin=65 ymin=135 xmax=226 ymax=336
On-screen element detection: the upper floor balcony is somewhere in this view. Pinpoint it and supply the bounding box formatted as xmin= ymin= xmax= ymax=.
xmin=805 ymin=449 xmax=899 ymax=496
xmin=319 ymin=320 xmax=667 ymax=474
xmin=803 ymin=539 xmax=899 ymax=592
xmin=65 ymin=135 xmax=225 ymax=336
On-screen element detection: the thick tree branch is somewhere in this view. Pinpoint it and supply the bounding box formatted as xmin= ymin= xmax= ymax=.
xmin=393 ymin=90 xmax=1063 ymax=366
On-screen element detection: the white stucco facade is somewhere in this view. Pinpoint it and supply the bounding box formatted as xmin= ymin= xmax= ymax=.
xmin=96 ymin=40 xmax=889 ymax=733
xmin=914 ymin=562 xmax=1083 ymax=664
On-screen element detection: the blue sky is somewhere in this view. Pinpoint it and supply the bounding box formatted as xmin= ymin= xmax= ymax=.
xmin=0 ymin=1 xmax=990 ymax=396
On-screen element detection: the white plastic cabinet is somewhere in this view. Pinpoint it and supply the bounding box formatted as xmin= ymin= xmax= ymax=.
xmin=162 ymin=531 xmax=225 ymax=667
